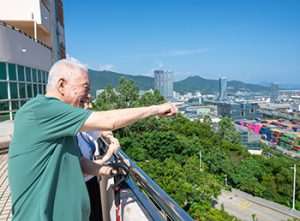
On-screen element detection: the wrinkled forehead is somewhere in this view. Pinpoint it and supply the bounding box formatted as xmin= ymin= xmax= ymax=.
xmin=71 ymin=69 xmax=90 ymax=84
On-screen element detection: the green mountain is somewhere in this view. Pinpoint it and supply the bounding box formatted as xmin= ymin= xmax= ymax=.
xmin=174 ymin=76 xmax=269 ymax=94
xmin=88 ymin=69 xmax=269 ymax=96
xmin=88 ymin=69 xmax=153 ymax=96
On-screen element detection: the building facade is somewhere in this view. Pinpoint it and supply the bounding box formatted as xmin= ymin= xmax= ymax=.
xmin=270 ymin=83 xmax=279 ymax=103
xmin=154 ymin=70 xmax=173 ymax=98
xmin=217 ymin=102 xmax=261 ymax=119
xmin=218 ymin=77 xmax=227 ymax=101
xmin=0 ymin=0 xmax=65 ymax=121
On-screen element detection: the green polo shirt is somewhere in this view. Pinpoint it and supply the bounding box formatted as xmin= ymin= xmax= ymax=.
xmin=8 ymin=95 xmax=92 ymax=221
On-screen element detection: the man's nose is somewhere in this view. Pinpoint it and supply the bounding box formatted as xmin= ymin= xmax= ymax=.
xmin=86 ymin=93 xmax=91 ymax=99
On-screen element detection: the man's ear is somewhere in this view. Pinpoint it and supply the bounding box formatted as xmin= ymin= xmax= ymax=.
xmin=57 ymin=78 xmax=66 ymax=95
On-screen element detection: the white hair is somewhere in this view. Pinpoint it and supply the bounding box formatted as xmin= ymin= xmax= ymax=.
xmin=46 ymin=59 xmax=88 ymax=91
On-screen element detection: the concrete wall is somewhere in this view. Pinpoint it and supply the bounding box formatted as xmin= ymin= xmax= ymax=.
xmin=0 ymin=0 xmax=41 ymax=23
xmin=0 ymin=25 xmax=52 ymax=71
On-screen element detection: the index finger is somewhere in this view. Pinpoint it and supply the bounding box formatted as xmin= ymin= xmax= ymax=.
xmin=171 ymin=102 xmax=184 ymax=107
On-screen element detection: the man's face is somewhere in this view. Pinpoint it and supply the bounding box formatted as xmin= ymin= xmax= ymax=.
xmin=63 ymin=70 xmax=91 ymax=107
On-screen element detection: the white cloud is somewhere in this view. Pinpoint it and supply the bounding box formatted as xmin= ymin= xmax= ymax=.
xmin=141 ymin=68 xmax=156 ymax=77
xmin=155 ymin=60 xmax=164 ymax=68
xmin=98 ymin=64 xmax=116 ymax=71
xmin=133 ymin=48 xmax=211 ymax=58
xmin=66 ymin=54 xmax=90 ymax=69
xmin=160 ymin=48 xmax=210 ymax=57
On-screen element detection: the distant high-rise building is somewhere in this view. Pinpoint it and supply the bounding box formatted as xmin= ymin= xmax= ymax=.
xmin=270 ymin=83 xmax=279 ymax=103
xmin=218 ymin=77 xmax=227 ymax=101
xmin=154 ymin=70 xmax=173 ymax=98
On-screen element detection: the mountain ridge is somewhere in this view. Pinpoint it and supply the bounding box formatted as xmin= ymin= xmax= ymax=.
xmin=88 ymin=69 xmax=270 ymax=96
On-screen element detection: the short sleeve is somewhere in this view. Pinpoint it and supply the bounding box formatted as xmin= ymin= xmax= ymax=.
xmin=33 ymin=97 xmax=92 ymax=139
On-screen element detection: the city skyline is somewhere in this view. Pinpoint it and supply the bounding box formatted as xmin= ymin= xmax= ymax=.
xmin=64 ymin=0 xmax=300 ymax=84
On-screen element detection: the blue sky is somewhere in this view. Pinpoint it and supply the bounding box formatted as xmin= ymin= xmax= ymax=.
xmin=64 ymin=0 xmax=300 ymax=84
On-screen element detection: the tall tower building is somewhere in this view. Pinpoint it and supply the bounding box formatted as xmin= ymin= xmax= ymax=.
xmin=218 ymin=77 xmax=227 ymax=101
xmin=154 ymin=70 xmax=173 ymax=98
xmin=270 ymin=83 xmax=279 ymax=103
xmin=0 ymin=0 xmax=66 ymax=121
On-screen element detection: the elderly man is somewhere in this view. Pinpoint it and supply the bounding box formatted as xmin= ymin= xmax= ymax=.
xmin=8 ymin=59 xmax=181 ymax=221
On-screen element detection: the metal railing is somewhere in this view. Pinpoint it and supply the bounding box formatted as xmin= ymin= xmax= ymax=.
xmin=113 ymin=149 xmax=194 ymax=221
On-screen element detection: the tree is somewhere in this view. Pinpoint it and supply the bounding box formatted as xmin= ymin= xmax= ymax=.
xmin=94 ymin=84 xmax=120 ymax=110
xmin=218 ymin=116 xmax=241 ymax=144
xmin=139 ymin=89 xmax=165 ymax=106
xmin=117 ymin=77 xmax=139 ymax=108
xmin=203 ymin=115 xmax=212 ymax=127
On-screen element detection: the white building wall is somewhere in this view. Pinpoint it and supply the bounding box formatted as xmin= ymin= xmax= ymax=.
xmin=0 ymin=25 xmax=52 ymax=71
xmin=0 ymin=0 xmax=42 ymax=23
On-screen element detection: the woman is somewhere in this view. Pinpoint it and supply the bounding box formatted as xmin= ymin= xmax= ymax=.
xmin=77 ymin=100 xmax=119 ymax=221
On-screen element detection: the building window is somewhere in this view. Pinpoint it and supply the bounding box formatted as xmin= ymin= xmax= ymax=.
xmin=11 ymin=101 xmax=19 ymax=110
xmin=27 ymin=83 xmax=33 ymax=98
xmin=0 ymin=101 xmax=9 ymax=111
xmin=0 ymin=113 xmax=10 ymax=121
xmin=19 ymin=83 xmax=26 ymax=98
xmin=32 ymin=69 xmax=37 ymax=82
xmin=45 ymin=72 xmax=48 ymax=83
xmin=0 ymin=82 xmax=8 ymax=99
xmin=37 ymin=70 xmax=42 ymax=83
xmin=0 ymin=62 xmax=6 ymax=80
xmin=10 ymin=82 xmax=18 ymax=99
xmin=20 ymin=100 xmax=27 ymax=106
xmin=0 ymin=62 xmax=49 ymax=121
xmin=18 ymin=65 xmax=25 ymax=81
xmin=8 ymin=64 xmax=16 ymax=81
xmin=33 ymin=84 xmax=38 ymax=96
xmin=38 ymin=84 xmax=43 ymax=94
xmin=26 ymin=67 xmax=31 ymax=82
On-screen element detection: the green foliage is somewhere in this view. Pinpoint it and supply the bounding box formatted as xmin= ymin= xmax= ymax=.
xmin=139 ymin=89 xmax=165 ymax=106
xmin=204 ymin=147 xmax=232 ymax=175
xmin=218 ymin=116 xmax=241 ymax=144
xmin=203 ymin=115 xmax=213 ymax=126
xmin=117 ymin=77 xmax=139 ymax=108
xmin=95 ymin=76 xmax=300 ymax=219
xmin=139 ymin=157 xmax=223 ymax=219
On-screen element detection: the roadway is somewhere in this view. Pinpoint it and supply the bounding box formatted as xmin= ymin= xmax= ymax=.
xmin=215 ymin=189 xmax=300 ymax=221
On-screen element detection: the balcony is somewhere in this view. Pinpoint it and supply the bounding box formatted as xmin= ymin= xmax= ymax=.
xmin=0 ymin=21 xmax=52 ymax=71
xmin=0 ymin=124 xmax=193 ymax=221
